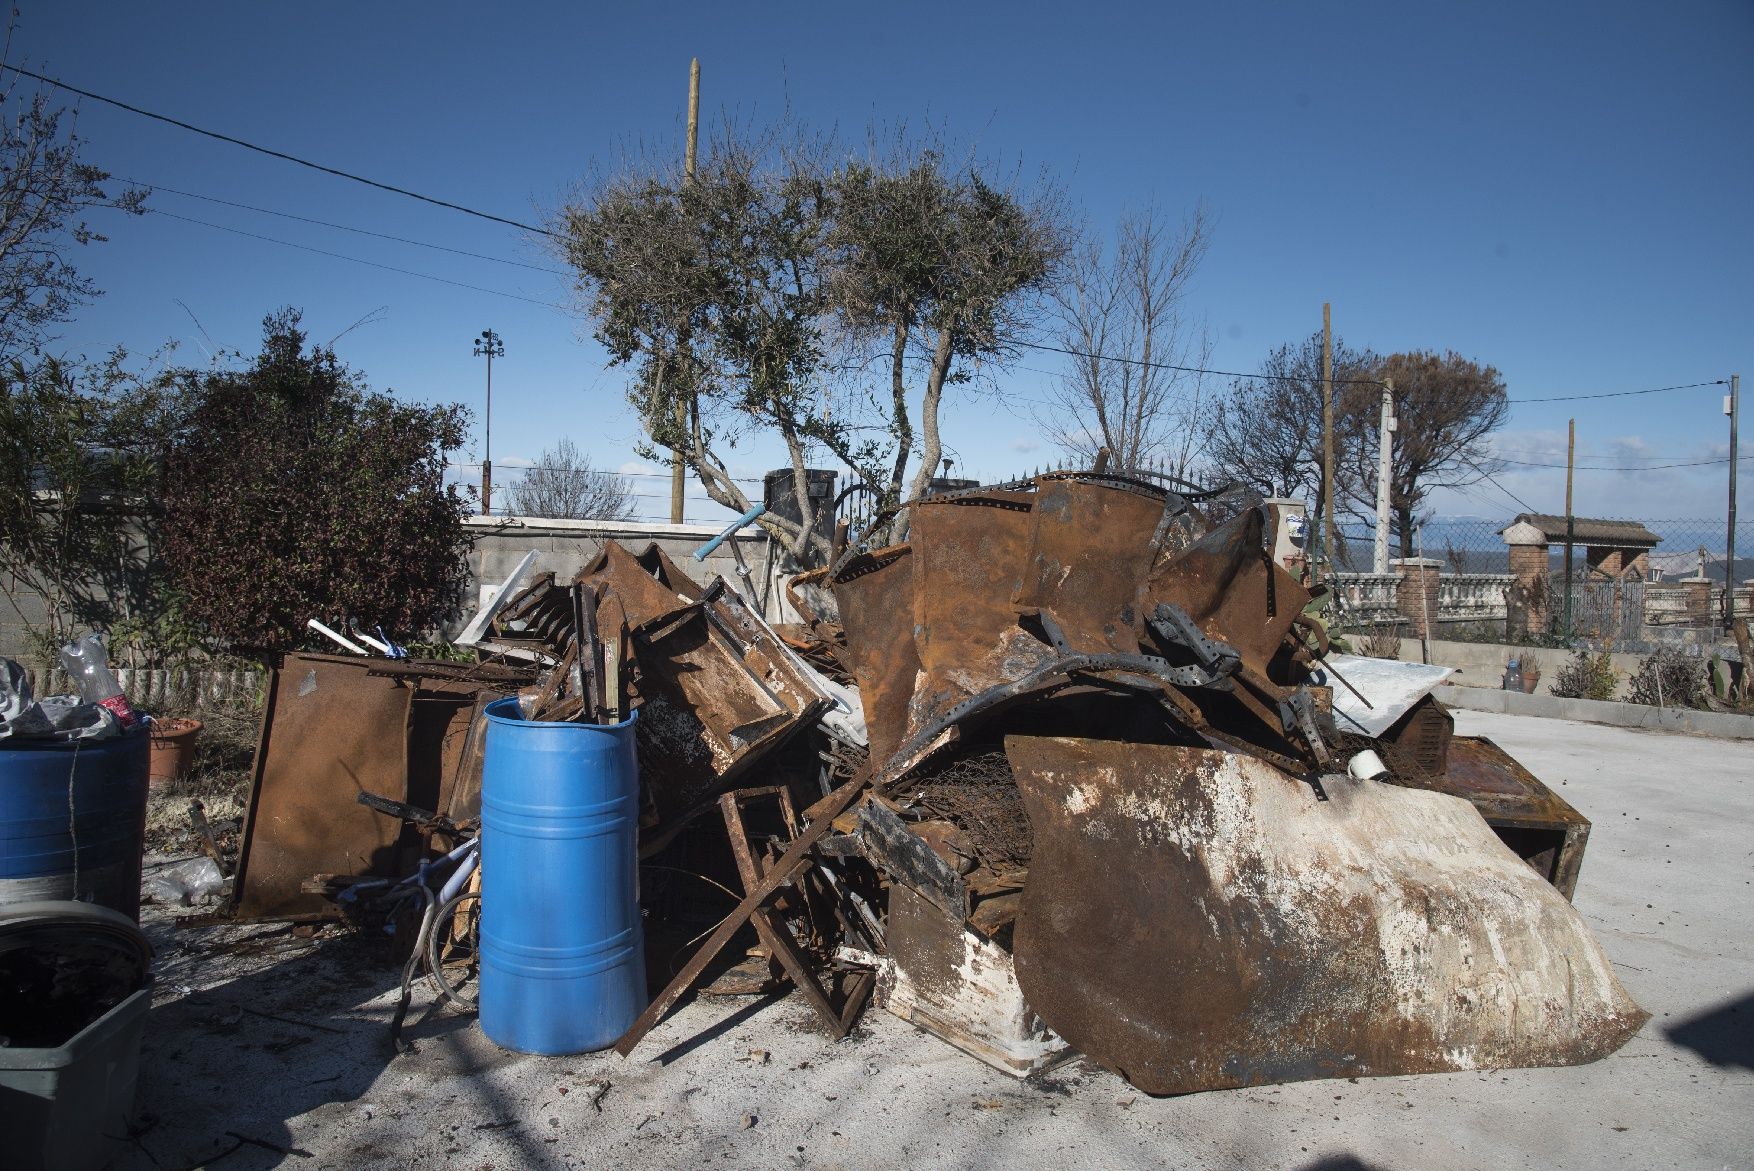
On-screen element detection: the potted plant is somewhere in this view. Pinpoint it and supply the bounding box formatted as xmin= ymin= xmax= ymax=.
xmin=1519 ymin=650 xmax=1542 ymax=694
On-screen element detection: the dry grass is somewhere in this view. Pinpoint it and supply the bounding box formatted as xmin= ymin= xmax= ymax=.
xmin=1357 ymin=625 xmax=1405 ymax=659
xmin=144 ymin=700 xmax=261 ymax=858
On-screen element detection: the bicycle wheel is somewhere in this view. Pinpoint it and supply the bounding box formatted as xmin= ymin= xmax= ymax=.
xmin=426 ymin=889 xmax=481 ymax=1007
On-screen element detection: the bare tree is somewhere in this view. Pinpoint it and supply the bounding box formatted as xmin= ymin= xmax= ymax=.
xmin=1348 ymin=350 xmax=1509 ymax=557
xmin=0 ymin=38 xmax=146 ymax=360
xmin=1045 ymin=203 xmax=1212 ymax=476
xmin=507 ymin=439 xmax=635 ymax=521
xmin=1207 ymin=331 xmax=1380 ymax=530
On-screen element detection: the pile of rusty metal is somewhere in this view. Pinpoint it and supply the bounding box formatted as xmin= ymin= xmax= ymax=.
xmin=231 ymin=470 xmax=1648 ymax=1096
xmin=615 ymin=471 xmax=1646 ymax=1093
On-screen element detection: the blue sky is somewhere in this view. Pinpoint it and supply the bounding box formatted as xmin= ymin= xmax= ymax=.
xmin=14 ymin=1 xmax=1752 ymax=528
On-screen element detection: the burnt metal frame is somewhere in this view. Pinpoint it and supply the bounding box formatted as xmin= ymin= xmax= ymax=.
xmin=716 ymin=787 xmax=873 ymax=1040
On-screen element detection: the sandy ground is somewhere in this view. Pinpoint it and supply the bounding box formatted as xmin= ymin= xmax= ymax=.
xmin=111 ymin=710 xmax=1753 ymax=1171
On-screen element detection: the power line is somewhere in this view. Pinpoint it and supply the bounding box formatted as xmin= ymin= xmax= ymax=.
xmin=1 ymin=64 xmax=555 ymax=238
xmin=448 ymin=462 xmax=762 ymax=484
xmin=120 ymin=176 xmax=566 ymax=273
xmin=1511 ymin=379 xmax=1726 ymax=404
xmin=1494 ymin=454 xmax=1754 ymax=471
xmin=9 ymin=63 xmax=1712 ymax=413
xmin=1015 ymin=340 xmax=1387 ymax=387
xmin=142 ymin=208 xmax=571 ymax=310
xmin=1493 ymin=447 xmax=1714 ymax=461
xmin=1015 ymin=341 xmax=1723 ymax=406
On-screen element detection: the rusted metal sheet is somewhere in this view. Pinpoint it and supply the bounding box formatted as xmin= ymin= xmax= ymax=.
xmin=1005 ymin=735 xmax=1647 ymax=1096
xmin=625 ymin=541 xmax=706 ymax=603
xmin=1017 ymin=476 xmax=1164 ymax=655
xmin=632 ymin=579 xmax=831 ymax=825
xmin=877 ymin=883 xmax=1068 ymax=1077
xmin=830 ymin=543 xmax=918 ymax=769
xmin=1145 ymin=505 xmax=1310 ymax=683
xmin=1372 ymin=693 xmax=1455 ymax=779
xmin=907 ymin=491 xmax=1048 ymax=743
xmin=233 ymin=656 xmax=416 ymax=919
xmin=233 ymin=655 xmax=524 ymax=920
xmin=1403 ymin=733 xmax=1592 ymax=900
xmin=580 ymin=539 xmax=698 ymax=630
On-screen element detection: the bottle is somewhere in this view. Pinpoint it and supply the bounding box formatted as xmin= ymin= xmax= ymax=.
xmin=58 ymin=635 xmax=139 ymax=729
xmin=1503 ymin=657 xmax=1522 ymax=692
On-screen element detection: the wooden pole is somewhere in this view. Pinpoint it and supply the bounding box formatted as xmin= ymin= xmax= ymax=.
xmin=1727 ymin=373 xmax=1740 ymax=626
xmin=1321 ymin=303 xmax=1334 ymax=580
xmin=1563 ymin=418 xmax=1575 ymax=638
xmin=670 ymin=58 xmax=700 ymax=525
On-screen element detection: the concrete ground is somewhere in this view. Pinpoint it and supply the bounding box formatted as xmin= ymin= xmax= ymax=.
xmin=113 ymin=711 xmax=1752 ymax=1171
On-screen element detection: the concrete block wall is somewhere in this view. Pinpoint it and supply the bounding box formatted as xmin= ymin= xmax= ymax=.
xmin=460 ymin=515 xmax=775 ymax=629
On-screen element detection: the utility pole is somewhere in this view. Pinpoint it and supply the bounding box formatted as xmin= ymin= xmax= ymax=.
xmin=669 ymin=57 xmax=701 ymax=525
xmin=1563 ymin=417 xmax=1575 ymax=638
xmin=473 ymin=328 xmax=505 ymax=516
xmin=1320 ymin=302 xmax=1334 ymax=580
xmin=1373 ymin=378 xmax=1396 ymax=573
xmin=1727 ymin=373 xmax=1741 ymax=624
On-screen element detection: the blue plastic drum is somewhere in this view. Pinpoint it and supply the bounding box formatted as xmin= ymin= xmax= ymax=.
xmin=478 ymin=697 xmax=646 ymax=1054
xmin=0 ymin=727 xmax=150 ymax=921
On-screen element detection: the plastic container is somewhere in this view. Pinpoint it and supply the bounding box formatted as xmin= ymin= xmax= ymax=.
xmin=0 ymin=900 xmax=153 ymax=1171
xmin=0 ymin=725 xmax=151 ymax=919
xmin=478 ymin=697 xmax=646 ymax=1054
xmin=58 ymin=636 xmax=138 ymax=730
xmin=0 ymin=985 xmax=151 ymax=1171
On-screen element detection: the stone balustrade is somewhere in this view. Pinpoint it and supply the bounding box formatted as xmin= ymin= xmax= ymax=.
xmin=1327 ymin=573 xmax=1402 ymax=625
xmin=1438 ymin=574 xmax=1515 ymax=621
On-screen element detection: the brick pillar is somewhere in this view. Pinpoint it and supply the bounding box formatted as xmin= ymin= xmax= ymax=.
xmin=1588 ymin=547 xmax=1623 ymax=578
xmin=1679 ymin=576 xmax=1714 ymax=626
xmin=1393 ymin=557 xmax=1442 ymax=639
xmin=1505 ymin=539 xmax=1551 ymax=635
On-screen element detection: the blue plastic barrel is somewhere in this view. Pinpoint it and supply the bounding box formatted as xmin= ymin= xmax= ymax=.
xmin=478 ymin=697 xmax=646 ymax=1054
xmin=0 ymin=727 xmax=150 ymax=921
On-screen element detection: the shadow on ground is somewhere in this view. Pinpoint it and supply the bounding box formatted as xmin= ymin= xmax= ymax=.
xmin=1664 ymin=989 xmax=1754 ymax=1070
xmin=118 ymin=923 xmax=555 ymax=1170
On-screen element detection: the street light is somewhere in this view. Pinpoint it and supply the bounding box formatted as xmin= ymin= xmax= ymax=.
xmin=473 ymin=329 xmax=505 ymax=515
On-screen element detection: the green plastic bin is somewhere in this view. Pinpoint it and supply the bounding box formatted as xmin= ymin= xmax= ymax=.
xmin=0 ymin=984 xmax=150 ymax=1171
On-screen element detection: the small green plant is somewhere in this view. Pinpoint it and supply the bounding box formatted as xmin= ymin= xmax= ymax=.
xmin=402 ymin=639 xmax=476 ymax=663
xmin=1626 ymin=646 xmax=1706 ymax=708
xmin=1550 ymin=650 xmax=1616 ymax=701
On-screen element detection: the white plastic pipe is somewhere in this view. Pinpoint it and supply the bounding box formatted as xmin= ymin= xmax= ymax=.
xmin=306 ymin=619 xmax=369 ymax=655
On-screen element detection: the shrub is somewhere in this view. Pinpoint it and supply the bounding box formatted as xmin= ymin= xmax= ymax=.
xmin=1551 ymin=650 xmax=1616 ymax=701
xmin=162 ymin=310 xmax=471 ymax=653
xmin=1626 ymin=646 xmax=1706 ymax=708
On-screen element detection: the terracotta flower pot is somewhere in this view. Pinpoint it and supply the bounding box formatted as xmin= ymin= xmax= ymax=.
xmin=148 ymin=717 xmax=204 ymax=788
xmin=1520 ymin=670 xmax=1541 ymax=694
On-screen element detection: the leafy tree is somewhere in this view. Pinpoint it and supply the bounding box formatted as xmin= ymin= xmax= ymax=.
xmin=555 ymin=121 xmax=1069 ymax=558
xmin=0 ymin=56 xmax=146 ymax=360
xmin=1043 ymin=202 xmax=1212 ymax=476
xmin=1207 ymin=331 xmax=1380 ymax=542
xmin=0 ymin=350 xmax=180 ymax=657
xmin=1351 ymin=350 xmax=1509 ymax=557
xmin=161 ymin=310 xmax=471 ymax=652
xmin=507 ymin=438 xmax=635 ymax=521
xmin=825 ymin=135 xmax=1070 ymax=524
xmin=558 ymin=123 xmax=838 ymax=559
